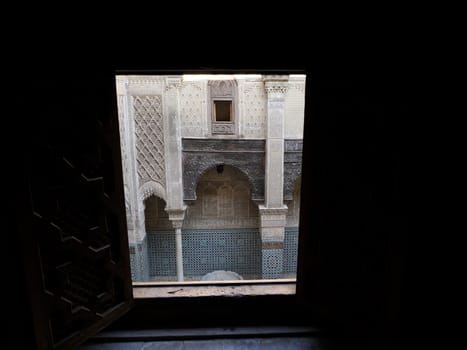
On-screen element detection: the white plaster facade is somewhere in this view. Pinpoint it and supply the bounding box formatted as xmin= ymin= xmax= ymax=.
xmin=115 ymin=74 xmax=306 ymax=281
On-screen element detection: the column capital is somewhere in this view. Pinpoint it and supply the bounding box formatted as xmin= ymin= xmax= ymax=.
xmin=264 ymin=82 xmax=288 ymax=97
xmin=263 ymin=75 xmax=289 ymax=97
xmin=171 ymin=220 xmax=183 ymax=230
xmin=166 ymin=206 xmax=187 ymax=229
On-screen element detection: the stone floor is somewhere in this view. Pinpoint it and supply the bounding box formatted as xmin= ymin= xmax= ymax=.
xmin=77 ymin=327 xmax=361 ymax=350
xmin=78 ymin=337 xmax=332 ymax=349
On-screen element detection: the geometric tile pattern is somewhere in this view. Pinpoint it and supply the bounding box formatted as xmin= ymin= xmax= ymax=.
xmin=147 ymin=231 xmax=177 ymax=280
xmin=147 ymin=228 xmax=262 ymax=281
xmin=283 ymin=227 xmax=299 ymax=275
xmin=129 ymin=236 xmax=149 ymax=282
xmin=262 ymin=249 xmax=284 ymax=279
xmin=182 ymin=228 xmax=262 ymax=280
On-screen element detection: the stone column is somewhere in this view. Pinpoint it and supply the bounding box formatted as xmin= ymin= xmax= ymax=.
xmin=260 ymin=75 xmax=289 ymax=279
xmin=167 ymin=209 xmax=186 ymax=282
xmin=258 ymin=207 xmax=289 ymax=279
xmin=164 ymin=76 xmax=187 ymax=282
xmin=164 ymin=76 xmax=185 ymax=210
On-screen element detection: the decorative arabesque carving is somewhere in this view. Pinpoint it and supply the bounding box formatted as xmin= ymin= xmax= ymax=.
xmin=211 ymin=123 xmax=235 ymax=134
xmin=182 ymin=139 xmax=265 ymax=202
xmin=139 ymin=180 xmax=167 ymax=203
xmin=264 ymin=78 xmax=289 ymax=99
xmin=180 ymin=82 xmax=205 ymax=137
xmin=210 ymin=80 xmax=235 ymax=97
xmin=133 ymin=95 xmax=165 ymax=186
xmin=265 ymin=84 xmax=289 ymax=95
xmin=242 ymin=82 xmax=267 ymax=138
xmin=283 ymin=140 xmax=303 ymax=201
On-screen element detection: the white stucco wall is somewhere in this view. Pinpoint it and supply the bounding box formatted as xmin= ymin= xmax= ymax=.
xmin=284 ymin=76 xmax=306 ymax=139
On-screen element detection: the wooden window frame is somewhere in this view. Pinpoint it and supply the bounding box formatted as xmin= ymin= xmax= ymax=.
xmin=107 ymin=68 xmax=312 ymax=331
xmin=213 ymin=99 xmax=233 ymax=122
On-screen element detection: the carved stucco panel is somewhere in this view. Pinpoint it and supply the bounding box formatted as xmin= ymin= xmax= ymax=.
xmin=180 ymin=82 xmax=206 ymax=137
xmin=133 ymin=95 xmax=166 ymax=188
xmin=283 ymin=140 xmax=303 ymax=200
xmin=241 ymin=82 xmax=267 ymax=138
xmin=182 ymin=139 xmax=265 ymax=202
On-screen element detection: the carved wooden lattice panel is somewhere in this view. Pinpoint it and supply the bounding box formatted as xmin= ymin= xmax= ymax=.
xmin=16 ymin=76 xmax=133 ymax=350
xmin=133 ymin=95 xmax=165 ymax=185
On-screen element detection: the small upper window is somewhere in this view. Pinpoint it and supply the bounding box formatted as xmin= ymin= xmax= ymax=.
xmin=209 ymin=80 xmax=237 ymax=135
xmin=214 ymin=100 xmax=232 ymax=121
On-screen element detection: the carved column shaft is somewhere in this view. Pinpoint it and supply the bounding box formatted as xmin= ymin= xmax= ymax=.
xmin=167 ymin=209 xmax=186 ymax=282
xmin=260 ymin=76 xmax=289 ymax=279
xmin=264 ymin=77 xmax=288 ymax=208
xmin=164 ymin=77 xmax=184 ymax=211
xmin=164 ymin=78 xmax=187 ymax=282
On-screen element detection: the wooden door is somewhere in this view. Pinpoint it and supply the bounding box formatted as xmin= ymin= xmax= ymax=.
xmin=13 ymin=71 xmax=133 ymax=349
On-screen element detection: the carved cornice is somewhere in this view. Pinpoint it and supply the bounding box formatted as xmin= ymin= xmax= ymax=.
xmin=125 ymin=76 xmax=165 ymax=89
xmin=165 ymin=76 xmax=183 ymax=91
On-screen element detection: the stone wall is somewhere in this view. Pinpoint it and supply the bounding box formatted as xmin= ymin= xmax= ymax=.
xmin=184 ymin=165 xmax=260 ymax=229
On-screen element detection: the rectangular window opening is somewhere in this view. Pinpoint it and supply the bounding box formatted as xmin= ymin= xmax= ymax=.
xmin=115 ymin=72 xmax=306 ymax=297
xmin=214 ymin=100 xmax=232 ymax=121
